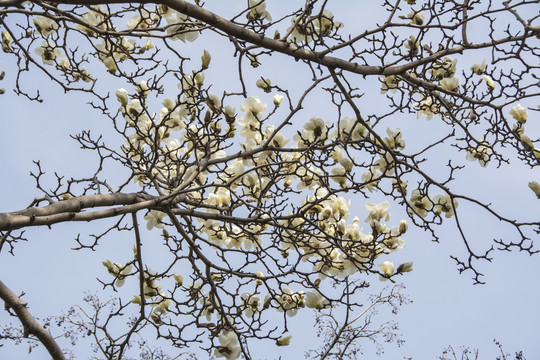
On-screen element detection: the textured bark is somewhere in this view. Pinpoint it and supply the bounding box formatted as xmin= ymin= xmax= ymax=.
xmin=0 ymin=280 xmax=67 ymax=360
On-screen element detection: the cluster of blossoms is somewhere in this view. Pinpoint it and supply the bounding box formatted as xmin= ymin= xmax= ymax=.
xmin=408 ymin=190 xmax=458 ymax=219
xmin=286 ymin=10 xmax=343 ymax=44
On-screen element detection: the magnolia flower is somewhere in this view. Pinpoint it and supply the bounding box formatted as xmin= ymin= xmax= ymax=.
xmin=144 ymin=210 xmax=166 ymax=230
xmin=166 ymin=12 xmax=199 ymax=42
xmin=483 ymin=75 xmax=495 ymax=91
xmin=77 ymin=6 xmax=108 ymax=37
xmin=409 ymin=189 xmax=433 ymax=218
xmin=305 ymin=290 xmax=330 ymax=309
xmin=528 ymin=181 xmax=540 ymax=198
xmin=276 ymin=335 xmax=292 ymax=346
xmin=215 ymin=330 xmax=241 ymax=360
xmin=201 ymin=49 xmax=211 ymax=69
xmin=1 ymin=31 xmax=11 ymax=52
xmin=430 ymin=57 xmax=457 ymax=79
xmin=396 ymin=261 xmax=414 ymax=273
xmin=466 ymin=142 xmax=490 ymax=167
xmin=378 ymin=261 xmax=395 ymax=281
xmin=247 ymin=0 xmax=272 ymax=21
xmin=402 ymin=10 xmax=425 ymax=25
xmin=365 ymin=201 xmax=391 ymax=223
xmin=509 ymin=104 xmax=528 ymax=124
xmin=384 ymin=128 xmax=406 ymax=150
xmin=433 ymin=193 xmax=458 ymax=218
xmin=380 ymin=75 xmax=400 ymax=94
xmin=116 ymin=88 xmax=128 ymax=106
xmin=274 ymin=288 xmax=305 ymax=317
xmin=173 ymin=273 xmax=183 ymax=286
xmin=33 ymin=16 xmax=59 ymax=37
xmin=34 ymin=40 xmax=62 ymax=65
xmin=470 ymin=59 xmax=486 ymax=75
xmin=126 ymin=8 xmax=156 ymax=30
xmin=404 ymin=35 xmax=419 ymax=56
xmin=135 ymin=80 xmax=150 ymax=98
xmin=440 ymin=76 xmax=459 ymax=92
xmin=313 ymin=10 xmax=343 ymax=36
xmin=415 ymin=95 xmax=439 ymax=120
xmin=241 ymin=293 xmax=261 ymax=317
xmin=273 ymin=94 xmax=284 ymax=106
xmin=102 ymin=260 xmax=132 ymax=287
xmin=256 ymin=78 xmax=272 ymax=92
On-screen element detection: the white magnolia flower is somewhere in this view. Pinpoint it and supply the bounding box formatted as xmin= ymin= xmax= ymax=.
xmin=215 ymin=330 xmax=241 ymax=360
xmin=34 ymin=40 xmax=62 ymax=65
xmin=247 ymin=0 xmax=272 ymax=21
xmin=408 ymin=189 xmax=433 ymax=218
xmin=402 ymin=10 xmax=425 ymax=25
xmin=305 ymin=290 xmax=330 ymax=309
xmin=404 ymin=35 xmax=419 ymax=56
xmin=365 ymin=201 xmax=391 ymax=223
xmin=33 ymin=16 xmax=59 ymax=37
xmin=415 ymin=95 xmax=439 ymax=120
xmin=430 ymin=57 xmax=457 ymax=79
xmin=273 ymin=94 xmax=284 ymax=106
xmin=483 ymin=75 xmax=495 ymax=92
xmin=528 ymin=181 xmax=540 ymax=198
xmin=166 ymin=12 xmax=199 ymax=42
xmin=116 ymin=88 xmax=128 ymax=106
xmin=433 ymin=194 xmax=458 ymax=218
xmin=378 ymin=261 xmax=395 ymax=281
xmin=440 ymin=75 xmax=459 ymax=92
xmin=466 ymin=142 xmax=490 ymax=167
xmin=144 ymin=210 xmax=166 ymax=230
xmin=509 ymin=104 xmax=528 ymax=124
xmin=470 ymin=59 xmax=486 ymax=75
xmin=380 ymin=75 xmax=400 ymax=94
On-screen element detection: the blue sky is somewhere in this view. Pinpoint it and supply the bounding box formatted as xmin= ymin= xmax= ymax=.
xmin=1 ymin=1 xmax=539 ymax=359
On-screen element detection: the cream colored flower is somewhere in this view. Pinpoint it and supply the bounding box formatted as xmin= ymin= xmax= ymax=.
xmin=528 ymin=181 xmax=540 ymax=198
xmin=33 ymin=16 xmax=59 ymax=37
xmin=509 ymin=104 xmax=528 ymax=124
xmin=470 ymin=60 xmax=486 ymax=75
xmin=378 ymin=261 xmax=395 ymax=281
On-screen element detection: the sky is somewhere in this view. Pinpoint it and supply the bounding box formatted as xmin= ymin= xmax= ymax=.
xmin=1 ymin=1 xmax=539 ymax=359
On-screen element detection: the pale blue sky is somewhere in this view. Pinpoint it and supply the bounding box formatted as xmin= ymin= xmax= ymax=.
xmin=1 ymin=1 xmax=539 ymax=359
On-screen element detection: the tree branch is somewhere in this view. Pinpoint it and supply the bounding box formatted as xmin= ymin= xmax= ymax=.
xmin=0 ymin=280 xmax=67 ymax=360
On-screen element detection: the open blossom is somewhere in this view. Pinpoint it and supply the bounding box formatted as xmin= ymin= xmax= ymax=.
xmin=274 ymin=288 xmax=305 ymax=317
xmin=470 ymin=59 xmax=486 ymax=75
xmin=34 ymin=40 xmax=62 ymax=65
xmin=33 ymin=16 xmax=59 ymax=37
xmin=415 ymin=95 xmax=439 ymax=120
xmin=378 ymin=261 xmax=395 ymax=281
xmin=165 ymin=12 xmax=199 ymax=42
xmin=433 ymin=194 xmax=458 ymax=218
xmin=440 ymin=75 xmax=459 ymax=92
xmin=102 ymin=260 xmax=132 ymax=287
xmin=215 ymin=330 xmax=241 ymax=360
xmin=305 ymin=290 xmax=330 ymax=309
xmin=408 ymin=189 xmax=433 ymax=218
xmin=509 ymin=104 xmax=528 ymax=124
xmin=466 ymin=141 xmax=490 ymax=167
xmin=247 ymin=0 xmax=272 ymax=21
xmin=404 ymin=35 xmax=420 ymax=56
xmin=144 ymin=210 xmax=166 ymax=230
xmin=365 ymin=201 xmax=390 ymax=223
xmin=430 ymin=57 xmax=457 ymax=79
xmin=273 ymin=94 xmax=284 ymax=106
xmin=241 ymin=293 xmax=261 ymax=317
xmin=402 ymin=10 xmax=425 ymax=25
xmin=380 ymin=75 xmax=400 ymax=94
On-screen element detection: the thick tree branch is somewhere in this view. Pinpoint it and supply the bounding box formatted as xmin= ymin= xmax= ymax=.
xmin=0 ymin=280 xmax=67 ymax=360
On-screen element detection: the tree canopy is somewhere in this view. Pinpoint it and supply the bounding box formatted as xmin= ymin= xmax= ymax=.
xmin=0 ymin=0 xmax=538 ymax=359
